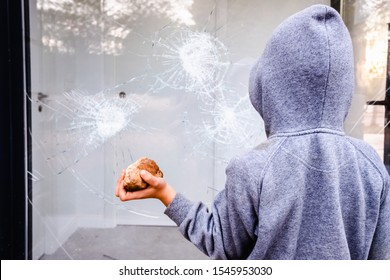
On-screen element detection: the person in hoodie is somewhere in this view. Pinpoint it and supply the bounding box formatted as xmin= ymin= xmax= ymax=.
xmin=115 ymin=4 xmax=390 ymax=259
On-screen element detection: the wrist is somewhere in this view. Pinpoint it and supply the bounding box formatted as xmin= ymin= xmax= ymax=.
xmin=157 ymin=184 xmax=176 ymax=207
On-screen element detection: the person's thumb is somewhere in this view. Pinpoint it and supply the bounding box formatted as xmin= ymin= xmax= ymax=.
xmin=140 ymin=170 xmax=157 ymax=186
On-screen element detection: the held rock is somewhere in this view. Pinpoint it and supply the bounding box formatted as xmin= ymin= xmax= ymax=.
xmin=123 ymin=157 xmax=163 ymax=192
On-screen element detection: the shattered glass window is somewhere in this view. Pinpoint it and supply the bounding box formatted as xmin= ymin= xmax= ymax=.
xmin=343 ymin=0 xmax=390 ymax=168
xmin=28 ymin=0 xmax=390 ymax=259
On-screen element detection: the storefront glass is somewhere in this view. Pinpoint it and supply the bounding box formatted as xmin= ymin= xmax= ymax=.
xmin=27 ymin=0 xmax=389 ymax=259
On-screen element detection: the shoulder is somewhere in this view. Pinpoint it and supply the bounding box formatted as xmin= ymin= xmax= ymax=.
xmin=345 ymin=137 xmax=390 ymax=202
xmin=345 ymin=136 xmax=388 ymax=178
xmin=226 ymin=137 xmax=286 ymax=184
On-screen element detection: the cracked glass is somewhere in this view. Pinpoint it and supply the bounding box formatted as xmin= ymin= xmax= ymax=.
xmin=28 ymin=0 xmax=390 ymax=259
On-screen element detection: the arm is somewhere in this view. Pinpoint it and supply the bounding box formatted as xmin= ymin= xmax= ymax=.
xmin=115 ymin=158 xmax=259 ymax=259
xmin=165 ymin=182 xmax=259 ymax=260
xmin=368 ymin=175 xmax=390 ymax=259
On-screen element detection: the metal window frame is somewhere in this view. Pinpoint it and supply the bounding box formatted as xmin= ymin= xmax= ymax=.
xmin=0 ymin=0 xmax=31 ymax=260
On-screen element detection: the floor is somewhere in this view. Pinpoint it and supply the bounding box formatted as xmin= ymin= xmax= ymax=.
xmin=41 ymin=225 xmax=208 ymax=260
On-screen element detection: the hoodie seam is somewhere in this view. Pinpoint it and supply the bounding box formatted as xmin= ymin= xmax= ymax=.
xmin=280 ymin=146 xmax=349 ymax=173
xmin=269 ymin=127 xmax=344 ymax=138
xmin=257 ymin=137 xmax=288 ymax=197
xmin=319 ymin=5 xmax=332 ymax=127
xmin=256 ymin=137 xmax=288 ymax=232
xmin=345 ymin=137 xmax=387 ymax=204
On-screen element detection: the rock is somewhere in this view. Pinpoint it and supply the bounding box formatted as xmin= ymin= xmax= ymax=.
xmin=123 ymin=157 xmax=163 ymax=192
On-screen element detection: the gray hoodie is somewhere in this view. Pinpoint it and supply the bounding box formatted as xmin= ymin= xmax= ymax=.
xmin=164 ymin=4 xmax=390 ymax=259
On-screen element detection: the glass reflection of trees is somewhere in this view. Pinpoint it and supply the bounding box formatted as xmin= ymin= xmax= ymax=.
xmin=37 ymin=0 xmax=195 ymax=55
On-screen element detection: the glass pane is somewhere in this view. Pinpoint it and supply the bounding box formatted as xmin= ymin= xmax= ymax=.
xmin=343 ymin=0 xmax=390 ymax=168
xmin=30 ymin=0 xmax=390 ymax=260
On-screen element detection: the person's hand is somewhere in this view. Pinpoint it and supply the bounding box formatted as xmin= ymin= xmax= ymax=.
xmin=115 ymin=169 xmax=176 ymax=207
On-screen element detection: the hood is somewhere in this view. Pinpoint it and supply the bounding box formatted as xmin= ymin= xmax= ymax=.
xmin=249 ymin=5 xmax=354 ymax=136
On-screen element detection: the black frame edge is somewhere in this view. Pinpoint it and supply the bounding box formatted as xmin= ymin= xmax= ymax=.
xmin=331 ymin=0 xmax=342 ymax=14
xmin=0 ymin=0 xmax=30 ymax=260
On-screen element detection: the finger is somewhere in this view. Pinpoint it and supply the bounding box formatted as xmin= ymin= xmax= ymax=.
xmin=115 ymin=181 xmax=121 ymax=197
xmin=115 ymin=170 xmax=125 ymax=197
xmin=115 ymin=170 xmax=124 ymax=197
xmin=117 ymin=170 xmax=125 ymax=184
xmin=140 ymin=170 xmax=164 ymax=188
xmin=119 ymin=186 xmax=154 ymax=201
xmin=118 ymin=183 xmax=129 ymax=201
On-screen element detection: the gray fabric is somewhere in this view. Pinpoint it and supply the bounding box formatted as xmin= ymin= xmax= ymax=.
xmin=164 ymin=4 xmax=390 ymax=259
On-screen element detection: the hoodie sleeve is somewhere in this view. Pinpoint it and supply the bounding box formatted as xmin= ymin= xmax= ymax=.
xmin=164 ymin=157 xmax=259 ymax=259
xmin=368 ymin=174 xmax=390 ymax=259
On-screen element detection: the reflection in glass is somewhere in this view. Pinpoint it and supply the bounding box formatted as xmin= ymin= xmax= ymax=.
xmin=37 ymin=0 xmax=195 ymax=55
